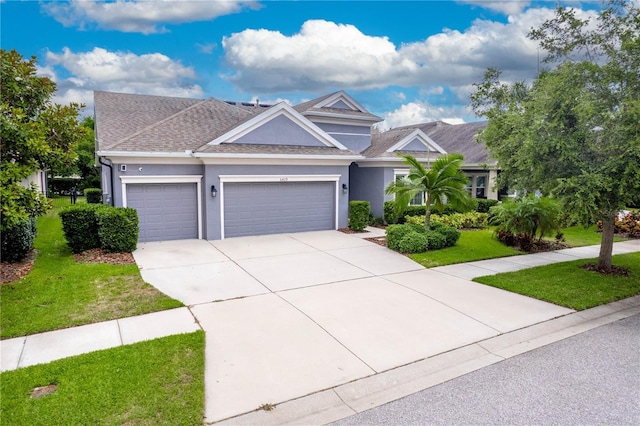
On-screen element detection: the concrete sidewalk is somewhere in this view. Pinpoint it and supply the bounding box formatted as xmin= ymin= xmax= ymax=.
xmin=0 ymin=235 xmax=638 ymax=425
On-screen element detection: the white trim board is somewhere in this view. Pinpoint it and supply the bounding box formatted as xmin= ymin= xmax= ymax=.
xmin=119 ymin=175 xmax=203 ymax=240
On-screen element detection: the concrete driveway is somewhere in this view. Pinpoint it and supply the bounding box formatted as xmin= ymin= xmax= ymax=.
xmin=133 ymin=230 xmax=573 ymax=423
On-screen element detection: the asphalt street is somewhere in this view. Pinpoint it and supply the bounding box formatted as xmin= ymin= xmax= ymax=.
xmin=332 ymin=314 xmax=640 ymax=425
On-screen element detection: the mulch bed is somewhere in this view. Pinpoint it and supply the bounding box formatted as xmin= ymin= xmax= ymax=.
xmin=1 ymin=249 xmax=38 ymax=284
xmin=337 ymin=227 xmax=369 ymax=234
xmin=1 ymin=248 xmax=135 ymax=284
xmin=73 ymin=248 xmax=135 ymax=265
xmin=580 ymin=263 xmax=630 ymax=276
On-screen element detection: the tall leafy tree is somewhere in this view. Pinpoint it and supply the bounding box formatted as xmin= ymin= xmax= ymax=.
xmin=0 ymin=49 xmax=86 ymax=230
xmin=470 ymin=0 xmax=640 ymax=271
xmin=385 ymin=153 xmax=474 ymax=230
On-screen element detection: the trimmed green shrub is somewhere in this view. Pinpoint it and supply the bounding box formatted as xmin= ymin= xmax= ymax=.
xmin=434 ymin=225 xmax=461 ymax=247
xmin=404 ymin=212 xmax=488 ymax=229
xmin=85 ymin=188 xmax=102 ymax=204
xmin=385 ymin=224 xmax=414 ymax=251
xmin=1 ymin=217 xmax=37 ymax=262
xmin=476 ymin=199 xmax=499 ymax=213
xmin=398 ymin=231 xmax=428 ymax=253
xmin=59 ymin=204 xmax=105 ymax=253
xmin=349 ymin=201 xmax=370 ymax=231
xmin=96 ymin=207 xmax=139 ymax=253
xmin=425 ymin=230 xmax=448 ymax=250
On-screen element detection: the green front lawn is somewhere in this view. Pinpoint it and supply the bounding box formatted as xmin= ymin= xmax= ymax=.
xmin=1 ymin=213 xmax=182 ymax=339
xmin=557 ymin=225 xmax=626 ymax=247
xmin=474 ymin=252 xmax=640 ymax=310
xmin=409 ymin=229 xmax=522 ymax=268
xmin=1 ymin=331 xmax=205 ymax=426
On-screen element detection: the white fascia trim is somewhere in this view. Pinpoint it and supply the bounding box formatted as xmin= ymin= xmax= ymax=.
xmin=219 ymin=174 xmax=341 ymax=239
xmin=120 ymin=175 xmax=203 ymax=239
xmin=97 ymin=150 xmax=196 ymax=158
xmin=208 ymin=103 xmax=349 ymax=150
xmin=195 ymin=152 xmax=362 ymax=161
xmin=385 ymin=130 xmax=447 ymax=154
xmin=314 ymin=91 xmax=367 ymax=112
xmin=219 ymin=174 xmax=340 ymax=183
xmin=304 ymin=111 xmax=381 ymax=123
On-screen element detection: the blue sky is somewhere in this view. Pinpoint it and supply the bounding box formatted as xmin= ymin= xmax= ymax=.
xmin=2 ymin=0 xmax=602 ymax=128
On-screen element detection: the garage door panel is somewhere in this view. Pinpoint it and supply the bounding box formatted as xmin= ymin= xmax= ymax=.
xmin=224 ymin=181 xmax=335 ymax=238
xmin=127 ymin=183 xmax=198 ymax=242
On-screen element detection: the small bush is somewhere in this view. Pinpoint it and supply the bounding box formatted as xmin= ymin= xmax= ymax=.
xmin=425 ymin=230 xmax=448 ymax=250
xmin=349 ymin=201 xmax=370 ymax=231
xmin=476 ymin=199 xmax=499 ymax=213
xmin=368 ymin=214 xmax=384 ymax=227
xmin=386 ymin=224 xmax=415 ymax=251
xmin=96 ymin=207 xmax=139 ymax=253
xmin=398 ymin=231 xmax=428 ymax=253
xmin=59 ymin=204 xmax=105 ymax=253
xmin=85 ymin=188 xmax=102 ymax=204
xmin=435 ymin=225 xmax=461 ymax=247
xmin=404 ymin=212 xmax=488 ymax=229
xmin=1 ymin=217 xmax=37 ymax=262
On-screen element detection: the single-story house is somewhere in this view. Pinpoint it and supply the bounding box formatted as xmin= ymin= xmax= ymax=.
xmin=95 ymin=90 xmax=498 ymax=242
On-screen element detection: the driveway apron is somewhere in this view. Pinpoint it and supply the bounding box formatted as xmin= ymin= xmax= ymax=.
xmin=134 ymin=230 xmax=573 ymax=423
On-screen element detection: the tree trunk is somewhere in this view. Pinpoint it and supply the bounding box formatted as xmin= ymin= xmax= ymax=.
xmin=597 ymin=214 xmax=615 ymax=271
xmin=424 ymin=194 xmax=431 ymax=231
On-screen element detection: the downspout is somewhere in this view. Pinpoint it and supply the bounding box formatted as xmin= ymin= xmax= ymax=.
xmin=98 ymin=156 xmax=114 ymax=206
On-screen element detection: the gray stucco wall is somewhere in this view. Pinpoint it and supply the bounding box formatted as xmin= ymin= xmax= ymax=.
xmin=349 ymin=164 xmax=398 ymax=219
xmin=110 ymin=163 xmax=205 ymax=209
xmin=204 ymin=164 xmax=350 ymax=240
xmin=315 ymin=122 xmax=371 ymax=153
xmin=235 ymin=115 xmax=326 ymax=146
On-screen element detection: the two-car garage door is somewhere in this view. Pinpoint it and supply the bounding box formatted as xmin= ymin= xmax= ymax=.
xmin=223 ymin=181 xmax=335 ymax=238
xmin=127 ymin=183 xmax=198 ymax=242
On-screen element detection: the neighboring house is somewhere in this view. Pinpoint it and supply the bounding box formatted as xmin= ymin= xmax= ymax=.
xmin=21 ymin=170 xmax=47 ymax=196
xmin=95 ymin=90 xmax=496 ymax=242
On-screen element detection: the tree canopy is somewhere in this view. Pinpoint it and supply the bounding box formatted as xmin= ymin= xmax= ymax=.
xmin=0 ymin=49 xmax=87 ymax=230
xmin=470 ymin=0 xmax=640 ymax=270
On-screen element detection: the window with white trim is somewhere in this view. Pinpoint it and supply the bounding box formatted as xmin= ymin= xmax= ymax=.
xmin=393 ymin=170 xmax=424 ymax=206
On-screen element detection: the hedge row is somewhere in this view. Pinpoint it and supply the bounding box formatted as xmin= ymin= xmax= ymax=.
xmin=405 ymin=212 xmax=488 ymax=229
xmin=1 ymin=217 xmax=38 ymax=262
xmin=383 ymin=199 xmax=498 ymax=224
xmin=84 ymin=188 xmax=102 ymax=204
xmin=386 ymin=222 xmax=460 ymax=253
xmin=59 ymin=204 xmax=138 ymax=253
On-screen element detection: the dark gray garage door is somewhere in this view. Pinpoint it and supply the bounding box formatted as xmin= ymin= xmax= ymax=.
xmin=224 ymin=181 xmax=335 ymax=238
xmin=127 ymin=183 xmax=198 ymax=242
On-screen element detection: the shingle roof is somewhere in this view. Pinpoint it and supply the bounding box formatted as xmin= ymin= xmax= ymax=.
xmin=294 ymin=92 xmax=382 ymax=122
xmin=95 ymin=91 xmax=358 ymax=156
xmin=366 ymin=121 xmax=491 ymax=164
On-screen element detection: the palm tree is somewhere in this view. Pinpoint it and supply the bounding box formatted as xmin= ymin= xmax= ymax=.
xmin=385 ymin=153 xmax=474 ymax=230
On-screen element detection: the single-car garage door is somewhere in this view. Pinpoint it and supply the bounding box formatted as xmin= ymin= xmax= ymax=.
xmin=127 ymin=183 xmax=198 ymax=242
xmin=223 ymin=181 xmax=335 ymax=238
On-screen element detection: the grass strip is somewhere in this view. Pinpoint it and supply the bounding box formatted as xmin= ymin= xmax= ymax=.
xmin=1 ymin=214 xmax=182 ymax=339
xmin=409 ymin=229 xmax=522 ymax=268
xmin=1 ymin=331 xmax=205 ymax=426
xmin=474 ymin=252 xmax=640 ymax=310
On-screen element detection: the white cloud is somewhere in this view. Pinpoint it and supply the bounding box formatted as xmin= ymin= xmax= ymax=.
xmin=460 ymin=1 xmax=531 ymax=15
xmin=44 ymin=0 xmax=259 ymax=34
xmin=378 ymin=101 xmax=469 ymax=131
xmin=44 ymin=47 xmax=203 ymax=113
xmin=222 ymin=8 xmax=598 ymax=95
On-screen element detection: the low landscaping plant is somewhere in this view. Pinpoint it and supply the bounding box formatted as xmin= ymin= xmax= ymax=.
xmin=84 ymin=187 xmax=102 ymax=204
xmin=96 ymin=207 xmax=139 ymax=253
xmin=386 ymin=222 xmax=460 ymax=253
xmin=597 ymin=211 xmax=640 ymax=238
xmin=490 ymin=195 xmax=562 ymax=251
xmin=349 ymin=200 xmax=370 ymax=231
xmin=59 ymin=204 xmax=105 ymax=253
xmin=0 ymin=216 xmax=37 ymax=262
xmin=405 ymin=212 xmax=488 ymax=229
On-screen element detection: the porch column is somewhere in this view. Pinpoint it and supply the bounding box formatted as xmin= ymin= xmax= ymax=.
xmin=488 ymin=169 xmax=498 ymax=200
